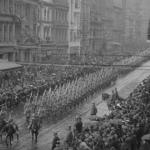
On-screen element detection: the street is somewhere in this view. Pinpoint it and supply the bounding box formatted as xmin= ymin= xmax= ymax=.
xmin=1 ymin=60 xmax=150 ymax=150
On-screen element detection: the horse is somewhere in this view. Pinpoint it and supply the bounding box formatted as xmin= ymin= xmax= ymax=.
xmin=0 ymin=119 xmax=7 ymax=141
xmin=1 ymin=122 xmax=19 ymax=146
xmin=29 ymin=117 xmax=41 ymax=143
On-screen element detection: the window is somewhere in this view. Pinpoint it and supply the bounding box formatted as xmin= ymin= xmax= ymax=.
xmin=75 ymin=0 xmax=80 ymax=9
xmin=47 ymin=9 xmax=49 ymax=21
xmin=44 ymin=8 xmax=47 ymax=20
xmin=0 ymin=24 xmax=2 ymax=42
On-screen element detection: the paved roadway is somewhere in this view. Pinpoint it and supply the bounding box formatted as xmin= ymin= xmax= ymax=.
xmin=1 ymin=60 xmax=150 ymax=150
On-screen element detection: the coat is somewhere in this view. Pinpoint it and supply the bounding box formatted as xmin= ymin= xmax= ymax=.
xmin=90 ymin=105 xmax=97 ymax=115
xmin=139 ymin=141 xmax=150 ymax=150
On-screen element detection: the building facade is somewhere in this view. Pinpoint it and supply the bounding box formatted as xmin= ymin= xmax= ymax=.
xmin=0 ymin=0 xmax=18 ymax=61
xmin=14 ymin=0 xmax=39 ymax=62
xmin=68 ymin=0 xmax=103 ymax=57
xmin=112 ymin=0 xmax=123 ymax=44
xmin=123 ymin=0 xmax=147 ymax=50
xmin=52 ymin=0 xmax=68 ymax=55
xmin=68 ymin=0 xmax=81 ymax=55
xmin=37 ymin=0 xmax=55 ymax=61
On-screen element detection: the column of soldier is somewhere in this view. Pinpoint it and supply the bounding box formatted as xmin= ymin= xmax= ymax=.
xmin=52 ymin=72 xmax=150 ymax=150
xmin=24 ymin=48 xmax=150 ymax=122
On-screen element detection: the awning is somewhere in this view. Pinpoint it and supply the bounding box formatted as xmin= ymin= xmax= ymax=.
xmin=0 ymin=60 xmax=22 ymax=71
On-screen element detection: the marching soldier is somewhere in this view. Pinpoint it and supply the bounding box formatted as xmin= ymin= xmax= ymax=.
xmin=64 ymin=126 xmax=73 ymax=148
xmin=0 ymin=106 xmax=7 ymax=120
xmin=24 ymin=107 xmax=31 ymax=126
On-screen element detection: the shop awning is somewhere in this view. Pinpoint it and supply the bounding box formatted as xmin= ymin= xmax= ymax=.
xmin=0 ymin=60 xmax=22 ymax=71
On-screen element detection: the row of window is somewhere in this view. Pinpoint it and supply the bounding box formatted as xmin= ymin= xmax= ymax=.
xmin=71 ymin=0 xmax=80 ymax=9
xmin=14 ymin=3 xmax=37 ymax=20
xmin=42 ymin=7 xmax=52 ymax=22
xmin=53 ymin=9 xmax=68 ymax=23
xmin=0 ymin=23 xmax=14 ymax=42
xmin=70 ymin=29 xmax=80 ymax=42
xmin=0 ymin=0 xmax=13 ymax=14
xmin=52 ymin=29 xmax=68 ymax=42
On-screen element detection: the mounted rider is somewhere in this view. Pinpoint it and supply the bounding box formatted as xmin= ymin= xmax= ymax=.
xmin=7 ymin=118 xmax=19 ymax=141
xmin=28 ymin=113 xmax=41 ymax=131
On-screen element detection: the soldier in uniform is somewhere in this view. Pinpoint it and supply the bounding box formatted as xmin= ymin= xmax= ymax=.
xmin=74 ymin=115 xmax=83 ymax=137
xmin=90 ymin=103 xmax=97 ymax=116
xmin=0 ymin=106 xmax=7 ymax=120
xmin=64 ymin=126 xmax=73 ymax=148
xmin=51 ymin=132 xmax=60 ymax=150
xmin=24 ymin=108 xmax=31 ymax=126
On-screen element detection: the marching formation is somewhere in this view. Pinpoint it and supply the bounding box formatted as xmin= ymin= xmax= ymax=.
xmin=24 ymin=49 xmax=150 ymax=122
xmin=51 ymin=75 xmax=150 ymax=150
xmin=0 ymin=49 xmax=150 ymax=148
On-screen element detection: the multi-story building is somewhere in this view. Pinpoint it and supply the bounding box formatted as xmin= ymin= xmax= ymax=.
xmin=52 ymin=0 xmax=68 ymax=55
xmin=68 ymin=0 xmax=103 ymax=57
xmin=37 ymin=0 xmax=55 ymax=60
xmin=112 ymin=0 xmax=123 ymax=44
xmin=68 ymin=0 xmax=81 ymax=55
xmin=88 ymin=0 xmax=102 ymax=55
xmin=14 ymin=0 xmax=39 ymax=62
xmin=0 ymin=0 xmax=18 ymax=61
xmin=37 ymin=0 xmax=53 ymax=42
xmin=123 ymin=0 xmax=146 ymax=50
xmin=139 ymin=0 xmax=150 ymax=43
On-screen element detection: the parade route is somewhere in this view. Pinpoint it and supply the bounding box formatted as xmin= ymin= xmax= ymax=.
xmin=2 ymin=60 xmax=150 ymax=150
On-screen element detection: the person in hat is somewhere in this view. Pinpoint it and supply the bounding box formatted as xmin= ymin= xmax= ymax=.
xmin=53 ymin=142 xmax=62 ymax=150
xmin=28 ymin=113 xmax=37 ymax=130
xmin=74 ymin=115 xmax=83 ymax=135
xmin=78 ymin=137 xmax=91 ymax=150
xmin=0 ymin=106 xmax=7 ymax=120
xmin=51 ymin=132 xmax=60 ymax=150
xmin=90 ymin=103 xmax=97 ymax=116
xmin=64 ymin=126 xmax=73 ymax=148
xmin=139 ymin=139 xmax=150 ymax=150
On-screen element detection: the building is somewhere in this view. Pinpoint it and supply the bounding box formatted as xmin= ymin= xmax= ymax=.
xmin=0 ymin=0 xmax=18 ymax=61
xmin=52 ymin=0 xmax=68 ymax=55
xmin=140 ymin=0 xmax=150 ymax=43
xmin=14 ymin=0 xmax=39 ymax=62
xmin=112 ymin=0 xmax=123 ymax=44
xmin=68 ymin=0 xmax=103 ymax=57
xmin=123 ymin=0 xmax=147 ymax=51
xmin=68 ymin=0 xmax=81 ymax=55
xmin=88 ymin=0 xmax=102 ymax=55
xmin=36 ymin=0 xmax=55 ymax=61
